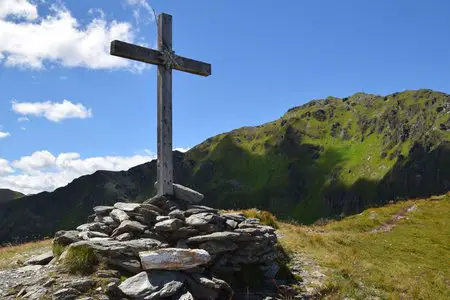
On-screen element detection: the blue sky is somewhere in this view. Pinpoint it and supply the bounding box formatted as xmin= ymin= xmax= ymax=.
xmin=0 ymin=0 xmax=449 ymax=194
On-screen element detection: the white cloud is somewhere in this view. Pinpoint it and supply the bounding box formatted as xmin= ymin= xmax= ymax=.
xmin=125 ymin=0 xmax=154 ymax=24
xmin=174 ymin=147 xmax=190 ymax=153
xmin=12 ymin=99 xmax=93 ymax=122
xmin=0 ymin=0 xmax=38 ymax=21
xmin=0 ymin=131 xmax=10 ymax=139
xmin=17 ymin=116 xmax=29 ymax=122
xmin=0 ymin=158 xmax=14 ymax=174
xmin=12 ymin=150 xmax=56 ymax=172
xmin=0 ymin=1 xmax=145 ymax=71
xmin=0 ymin=150 xmax=155 ymax=194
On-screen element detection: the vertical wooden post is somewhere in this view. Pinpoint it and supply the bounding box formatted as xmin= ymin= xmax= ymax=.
xmin=157 ymin=13 xmax=174 ymax=196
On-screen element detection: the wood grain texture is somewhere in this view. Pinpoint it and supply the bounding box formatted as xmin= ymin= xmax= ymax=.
xmin=110 ymin=40 xmax=161 ymax=65
xmin=111 ymin=40 xmax=211 ymax=77
xmin=157 ymin=13 xmax=174 ymax=196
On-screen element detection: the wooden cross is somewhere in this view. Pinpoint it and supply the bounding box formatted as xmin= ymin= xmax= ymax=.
xmin=110 ymin=13 xmax=211 ymax=196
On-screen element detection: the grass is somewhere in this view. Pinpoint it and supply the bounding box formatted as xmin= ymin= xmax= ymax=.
xmin=240 ymin=208 xmax=279 ymax=229
xmin=63 ymin=244 xmax=97 ymax=275
xmin=52 ymin=241 xmax=66 ymax=257
xmin=0 ymin=239 xmax=52 ymax=270
xmin=278 ymin=194 xmax=450 ymax=299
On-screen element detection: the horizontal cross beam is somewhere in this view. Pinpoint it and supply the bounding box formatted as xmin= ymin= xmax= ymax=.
xmin=111 ymin=40 xmax=212 ymax=77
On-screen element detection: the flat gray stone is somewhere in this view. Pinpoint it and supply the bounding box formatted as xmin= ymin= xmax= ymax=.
xmin=156 ymin=216 xmax=170 ymax=222
xmin=173 ymin=183 xmax=204 ymax=204
xmin=115 ymin=232 xmax=133 ymax=241
xmin=235 ymin=226 xmax=275 ymax=235
xmin=67 ymin=238 xmax=167 ymax=260
xmin=154 ymin=219 xmax=184 ymax=232
xmin=94 ymin=206 xmax=114 ymax=216
xmin=185 ymin=213 xmax=222 ymax=227
xmin=54 ymin=230 xmax=81 ymax=246
xmin=186 ymin=231 xmax=247 ymax=243
xmin=112 ymin=220 xmax=147 ymax=236
xmin=24 ymin=251 xmax=53 ymax=265
xmin=76 ymin=222 xmax=110 ymax=234
xmin=95 ymin=215 xmax=117 ymax=226
xmin=168 ymin=209 xmax=185 ymax=220
xmin=139 ymin=248 xmax=211 ymax=270
xmin=78 ymin=231 xmax=109 ymax=240
xmin=114 ymin=202 xmax=141 ymax=212
xmin=185 ymin=206 xmax=218 ymax=216
xmin=110 ymin=209 xmax=130 ymax=223
xmin=222 ymin=212 xmax=246 ymax=222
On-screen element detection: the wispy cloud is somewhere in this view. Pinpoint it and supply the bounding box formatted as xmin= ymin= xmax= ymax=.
xmin=17 ymin=116 xmax=29 ymax=122
xmin=125 ymin=0 xmax=155 ymax=24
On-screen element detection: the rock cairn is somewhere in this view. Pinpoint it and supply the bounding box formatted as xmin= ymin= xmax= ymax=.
xmin=53 ymin=184 xmax=280 ymax=299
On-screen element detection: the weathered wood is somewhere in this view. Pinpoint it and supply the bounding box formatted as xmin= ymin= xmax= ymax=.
xmin=110 ymin=40 xmax=161 ymax=65
xmin=157 ymin=13 xmax=174 ymax=196
xmin=109 ymin=13 xmax=211 ymax=197
xmin=177 ymin=56 xmax=211 ymax=77
xmin=111 ymin=40 xmax=211 ymax=77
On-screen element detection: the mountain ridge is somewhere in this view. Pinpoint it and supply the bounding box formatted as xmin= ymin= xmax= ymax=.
xmin=0 ymin=189 xmax=24 ymax=204
xmin=1 ymin=89 xmax=450 ymax=244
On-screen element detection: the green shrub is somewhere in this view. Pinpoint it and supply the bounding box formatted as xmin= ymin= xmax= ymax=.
xmin=63 ymin=245 xmax=97 ymax=274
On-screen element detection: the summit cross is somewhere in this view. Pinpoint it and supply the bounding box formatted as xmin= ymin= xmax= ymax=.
xmin=110 ymin=13 xmax=212 ymax=196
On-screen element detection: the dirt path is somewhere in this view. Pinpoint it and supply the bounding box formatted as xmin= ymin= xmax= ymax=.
xmin=370 ymin=204 xmax=418 ymax=233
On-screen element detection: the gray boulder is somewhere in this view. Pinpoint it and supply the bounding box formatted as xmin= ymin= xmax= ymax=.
xmin=110 ymin=209 xmax=130 ymax=223
xmin=114 ymin=202 xmax=141 ymax=212
xmin=112 ymin=220 xmax=147 ymax=236
xmin=54 ymin=230 xmax=81 ymax=246
xmin=173 ymin=183 xmax=204 ymax=204
xmin=154 ymin=219 xmax=184 ymax=232
xmin=118 ymin=271 xmax=185 ymax=299
xmin=93 ymin=206 xmax=114 ymax=216
xmin=24 ymin=251 xmax=53 ymax=265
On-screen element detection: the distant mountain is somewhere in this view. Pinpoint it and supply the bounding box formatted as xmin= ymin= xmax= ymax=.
xmin=0 ymin=189 xmax=24 ymax=204
xmin=2 ymin=89 xmax=450 ymax=244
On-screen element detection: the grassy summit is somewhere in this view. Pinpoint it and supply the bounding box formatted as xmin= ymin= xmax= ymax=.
xmin=186 ymin=89 xmax=450 ymax=223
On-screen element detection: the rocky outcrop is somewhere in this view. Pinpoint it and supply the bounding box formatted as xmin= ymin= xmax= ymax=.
xmin=46 ymin=184 xmax=281 ymax=299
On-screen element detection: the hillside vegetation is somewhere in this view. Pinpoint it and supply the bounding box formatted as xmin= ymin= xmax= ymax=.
xmin=1 ymin=89 xmax=450 ymax=243
xmin=185 ymin=89 xmax=450 ymax=222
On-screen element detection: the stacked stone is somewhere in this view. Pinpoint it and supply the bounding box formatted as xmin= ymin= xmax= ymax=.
xmin=54 ymin=184 xmax=279 ymax=299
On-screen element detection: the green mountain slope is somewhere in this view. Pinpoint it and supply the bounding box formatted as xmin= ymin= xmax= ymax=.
xmin=184 ymin=89 xmax=450 ymax=222
xmin=0 ymin=189 xmax=24 ymax=204
xmin=1 ymin=89 xmax=450 ymax=244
